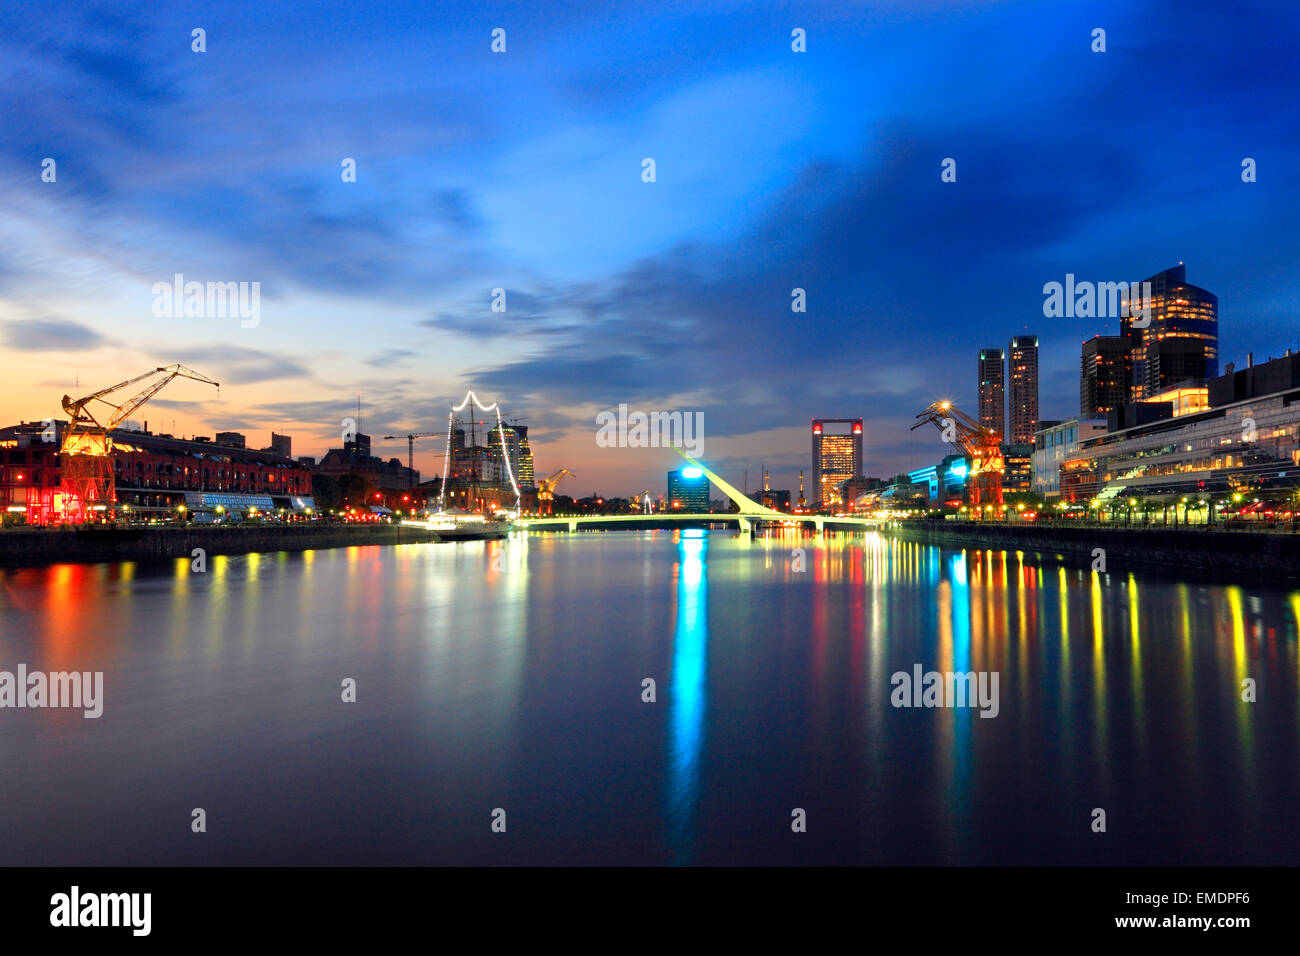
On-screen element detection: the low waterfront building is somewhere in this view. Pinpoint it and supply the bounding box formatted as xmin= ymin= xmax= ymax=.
xmin=760 ymin=488 xmax=792 ymax=512
xmin=1148 ymin=384 xmax=1209 ymax=417
xmin=838 ymin=475 xmax=882 ymax=510
xmin=316 ymin=431 xmax=418 ymax=491
xmin=881 ymin=481 xmax=930 ymax=509
xmin=908 ymin=454 xmax=969 ymax=507
xmin=1059 ymin=352 xmax=1300 ymax=503
xmin=1032 ymin=419 xmax=1108 ymax=497
xmin=0 ymin=421 xmax=314 ymax=523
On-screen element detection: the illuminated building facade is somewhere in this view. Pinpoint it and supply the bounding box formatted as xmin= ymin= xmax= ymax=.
xmin=978 ymin=348 xmax=1006 ymax=442
xmin=0 ymin=421 xmax=313 ymax=523
xmin=908 ymin=454 xmax=969 ymax=506
xmin=488 ymin=424 xmax=522 ymax=489
xmin=1146 ymin=384 xmax=1209 ymax=417
xmin=1059 ymin=352 xmax=1300 ymax=502
xmin=839 ymin=475 xmax=883 ymax=510
xmin=1123 ymin=263 xmax=1218 ymax=401
xmin=1002 ymin=443 xmax=1034 ymax=494
xmin=1032 ymin=418 xmax=1108 ymax=496
xmin=667 ymin=468 xmax=710 ymax=512
xmin=1008 ymin=335 xmax=1039 ymax=444
xmin=515 ymin=425 xmax=535 ymax=489
xmin=811 ymin=418 xmax=863 ymax=509
xmin=760 ymin=488 xmax=791 ymax=511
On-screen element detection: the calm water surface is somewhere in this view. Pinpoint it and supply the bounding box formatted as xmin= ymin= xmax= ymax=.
xmin=1 ymin=530 xmax=1297 ymax=865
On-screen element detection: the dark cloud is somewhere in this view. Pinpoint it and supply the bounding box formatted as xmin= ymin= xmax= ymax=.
xmin=2 ymin=319 xmax=105 ymax=352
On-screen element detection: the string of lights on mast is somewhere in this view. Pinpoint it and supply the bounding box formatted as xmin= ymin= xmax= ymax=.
xmin=438 ymin=391 xmax=522 ymax=514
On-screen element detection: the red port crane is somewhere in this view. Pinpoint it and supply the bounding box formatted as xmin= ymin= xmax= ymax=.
xmin=911 ymin=400 xmax=1004 ymax=507
xmin=59 ymin=364 xmax=220 ymax=522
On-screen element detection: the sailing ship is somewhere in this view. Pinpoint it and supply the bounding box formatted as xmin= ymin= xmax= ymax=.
xmin=403 ymin=392 xmax=519 ymax=541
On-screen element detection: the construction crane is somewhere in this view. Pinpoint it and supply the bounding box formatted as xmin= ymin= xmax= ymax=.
xmin=59 ymin=364 xmax=220 ymax=522
xmin=536 ymin=468 xmax=574 ymax=515
xmin=382 ymin=431 xmax=440 ymax=488
xmin=632 ymin=489 xmax=655 ymax=514
xmin=911 ymin=400 xmax=1004 ymax=507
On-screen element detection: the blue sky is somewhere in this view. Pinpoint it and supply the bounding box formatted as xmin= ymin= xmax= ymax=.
xmin=2 ymin=0 xmax=1299 ymax=494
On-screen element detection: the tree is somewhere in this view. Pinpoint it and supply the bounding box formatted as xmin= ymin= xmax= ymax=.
xmin=1003 ymin=490 xmax=1045 ymax=510
xmin=312 ymin=472 xmax=376 ymax=512
xmin=338 ymin=472 xmax=376 ymax=509
xmin=311 ymin=473 xmax=341 ymax=512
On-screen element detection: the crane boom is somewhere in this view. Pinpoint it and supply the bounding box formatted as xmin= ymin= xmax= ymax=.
xmin=62 ymin=365 xmax=219 ymax=431
xmin=538 ymin=469 xmax=574 ymax=492
xmin=58 ymin=364 xmax=220 ymax=523
xmin=382 ymin=431 xmax=441 ymax=488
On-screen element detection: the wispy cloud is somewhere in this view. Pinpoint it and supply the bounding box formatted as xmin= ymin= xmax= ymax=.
xmin=167 ymin=346 xmax=309 ymax=385
xmin=1 ymin=319 xmax=105 ymax=352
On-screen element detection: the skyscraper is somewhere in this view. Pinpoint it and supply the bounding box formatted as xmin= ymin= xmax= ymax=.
xmin=488 ymin=424 xmax=522 ymax=489
xmin=515 ymin=425 xmax=535 ymax=489
xmin=1123 ymin=263 xmax=1218 ymax=401
xmin=811 ymin=418 xmax=863 ymax=509
xmin=1080 ymin=335 xmax=1131 ymax=420
xmin=978 ymin=348 xmax=1006 ymax=441
xmin=1008 ymin=335 xmax=1039 ymax=444
xmin=1147 ymin=337 xmax=1212 ymax=393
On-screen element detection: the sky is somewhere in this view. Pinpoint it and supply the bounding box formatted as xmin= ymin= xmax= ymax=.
xmin=2 ymin=0 xmax=1299 ymax=497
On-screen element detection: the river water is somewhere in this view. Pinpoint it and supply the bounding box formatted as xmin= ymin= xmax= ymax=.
xmin=0 ymin=529 xmax=1296 ymax=865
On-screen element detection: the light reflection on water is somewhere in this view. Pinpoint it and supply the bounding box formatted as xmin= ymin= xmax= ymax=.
xmin=667 ymin=531 xmax=707 ymax=864
xmin=0 ymin=529 xmax=1296 ymax=865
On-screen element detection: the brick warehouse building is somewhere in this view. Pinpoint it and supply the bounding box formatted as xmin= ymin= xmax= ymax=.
xmin=0 ymin=421 xmax=313 ymax=524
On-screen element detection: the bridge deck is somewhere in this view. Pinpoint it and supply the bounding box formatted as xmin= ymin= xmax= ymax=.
xmin=518 ymin=513 xmax=883 ymax=529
